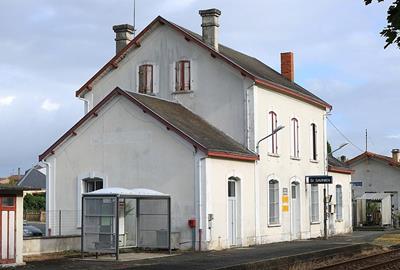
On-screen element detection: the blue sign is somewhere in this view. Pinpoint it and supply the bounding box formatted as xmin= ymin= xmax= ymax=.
xmin=306 ymin=175 xmax=333 ymax=184
xmin=351 ymin=181 xmax=363 ymax=187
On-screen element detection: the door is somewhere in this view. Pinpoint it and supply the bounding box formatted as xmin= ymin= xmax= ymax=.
xmin=0 ymin=196 xmax=16 ymax=264
xmin=228 ymin=180 xmax=237 ymax=246
xmin=291 ymin=182 xmax=301 ymax=240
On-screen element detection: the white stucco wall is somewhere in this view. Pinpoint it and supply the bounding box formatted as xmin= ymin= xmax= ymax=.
xmin=350 ymin=158 xmax=400 ymax=211
xmin=202 ymin=158 xmax=255 ymax=250
xmin=327 ymin=171 xmax=352 ymax=235
xmin=253 ymin=85 xmax=328 ymax=242
xmin=45 ymin=95 xmax=201 ymax=246
xmin=84 ymin=25 xmax=248 ymax=146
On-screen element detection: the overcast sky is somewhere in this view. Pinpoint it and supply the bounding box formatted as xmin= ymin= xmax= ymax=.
xmin=0 ymin=0 xmax=399 ymax=176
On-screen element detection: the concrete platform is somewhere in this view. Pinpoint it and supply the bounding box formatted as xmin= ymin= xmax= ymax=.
xmin=79 ymin=252 xmax=175 ymax=262
xmin=12 ymin=231 xmax=395 ymax=270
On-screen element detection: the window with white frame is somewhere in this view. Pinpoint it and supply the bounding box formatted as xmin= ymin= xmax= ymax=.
xmin=311 ymin=123 xmax=318 ymax=160
xmin=291 ymin=118 xmax=299 ymax=158
xmin=269 ymin=111 xmax=278 ymax=154
xmin=336 ymin=185 xmax=343 ymax=220
xmin=138 ymin=64 xmax=153 ymax=94
xmin=310 ymin=184 xmax=319 ymax=222
xmin=175 ymin=60 xmax=191 ymax=91
xmin=269 ymin=179 xmax=279 ymax=225
xmin=83 ymin=177 xmax=103 ymax=193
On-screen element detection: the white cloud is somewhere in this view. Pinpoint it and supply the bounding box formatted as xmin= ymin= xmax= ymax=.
xmin=0 ymin=96 xmax=16 ymax=106
xmin=386 ymin=135 xmax=400 ymax=139
xmin=41 ymin=98 xmax=60 ymax=111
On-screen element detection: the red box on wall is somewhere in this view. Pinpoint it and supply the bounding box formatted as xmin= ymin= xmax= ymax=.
xmin=188 ymin=218 xmax=196 ymax=228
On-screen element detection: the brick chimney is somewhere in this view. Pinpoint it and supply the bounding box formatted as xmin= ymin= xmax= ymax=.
xmin=280 ymin=52 xmax=294 ymax=81
xmin=112 ymin=24 xmax=134 ymax=54
xmin=392 ymin=149 xmax=400 ymax=162
xmin=199 ymin=8 xmax=221 ymax=51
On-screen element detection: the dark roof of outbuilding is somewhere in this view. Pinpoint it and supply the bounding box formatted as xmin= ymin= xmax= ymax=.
xmin=17 ymin=168 xmax=46 ymax=189
xmin=328 ymin=155 xmax=352 ymax=174
xmin=40 ymin=87 xmax=258 ymax=162
xmin=347 ymin=151 xmax=400 ymax=168
xmin=125 ymin=91 xmax=257 ymax=159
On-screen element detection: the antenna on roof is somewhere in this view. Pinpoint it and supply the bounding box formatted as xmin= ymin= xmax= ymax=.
xmin=365 ymin=129 xmax=368 ymax=152
xmin=133 ymin=0 xmax=137 ymax=37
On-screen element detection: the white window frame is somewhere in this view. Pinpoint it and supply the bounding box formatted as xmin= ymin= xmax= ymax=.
xmin=268 ymin=111 xmax=278 ymax=155
xmin=310 ymin=123 xmax=318 ymax=161
xmin=76 ymin=172 xmax=108 ymax=227
xmin=310 ymin=184 xmax=319 ymax=223
xmin=291 ymin=118 xmax=300 ymax=159
xmin=336 ymin=185 xmax=343 ymax=221
xmin=268 ymin=179 xmax=280 ymax=225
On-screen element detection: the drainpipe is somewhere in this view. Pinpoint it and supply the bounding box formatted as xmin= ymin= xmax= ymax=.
xmin=40 ymin=160 xmax=51 ymax=236
xmin=198 ymin=156 xmax=206 ymax=251
xmin=78 ymin=96 xmax=90 ymax=115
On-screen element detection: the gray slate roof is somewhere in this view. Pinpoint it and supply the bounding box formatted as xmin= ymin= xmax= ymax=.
xmin=175 ymin=24 xmax=328 ymax=105
xmin=125 ymin=90 xmax=256 ymax=158
xmin=17 ymin=168 xmax=46 ymax=189
xmin=328 ymin=155 xmax=350 ymax=170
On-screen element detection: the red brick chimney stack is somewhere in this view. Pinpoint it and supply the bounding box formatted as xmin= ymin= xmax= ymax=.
xmin=280 ymin=52 xmax=294 ymax=81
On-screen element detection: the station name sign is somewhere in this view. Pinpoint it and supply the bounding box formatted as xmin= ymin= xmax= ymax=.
xmin=306 ymin=175 xmax=333 ymax=184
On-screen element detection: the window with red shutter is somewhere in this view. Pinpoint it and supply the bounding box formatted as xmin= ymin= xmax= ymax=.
xmin=138 ymin=64 xmax=153 ymax=94
xmin=175 ymin=60 xmax=191 ymax=91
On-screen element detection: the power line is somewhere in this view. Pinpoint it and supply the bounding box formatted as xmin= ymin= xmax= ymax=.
xmin=326 ymin=117 xmax=364 ymax=153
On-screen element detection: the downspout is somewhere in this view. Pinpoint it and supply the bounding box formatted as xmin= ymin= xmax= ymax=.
xmin=78 ymin=96 xmax=90 ymax=115
xmin=40 ymin=160 xmax=51 ymax=236
xmin=198 ymin=155 xmax=206 ymax=251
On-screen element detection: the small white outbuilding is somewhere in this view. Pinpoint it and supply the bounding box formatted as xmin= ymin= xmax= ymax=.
xmin=356 ymin=193 xmax=392 ymax=227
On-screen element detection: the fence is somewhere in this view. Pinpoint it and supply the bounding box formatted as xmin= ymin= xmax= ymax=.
xmin=24 ymin=210 xmax=82 ymax=237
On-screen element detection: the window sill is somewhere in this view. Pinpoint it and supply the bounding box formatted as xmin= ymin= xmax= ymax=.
xmin=309 ymin=159 xmax=319 ymax=163
xmin=290 ymin=156 xmax=301 ymax=161
xmin=268 ymin=223 xmax=281 ymax=228
xmin=172 ymin=90 xmax=194 ymax=95
xmin=138 ymin=92 xmax=156 ymax=96
xmin=268 ymin=153 xmax=280 ymax=158
xmin=336 ymin=219 xmax=343 ymax=223
xmin=310 ymin=221 xmax=320 ymax=225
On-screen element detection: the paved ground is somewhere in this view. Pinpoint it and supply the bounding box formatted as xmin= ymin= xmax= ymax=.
xmin=10 ymin=231 xmax=392 ymax=270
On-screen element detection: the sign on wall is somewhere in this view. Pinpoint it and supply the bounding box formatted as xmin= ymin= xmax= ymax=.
xmin=282 ymin=188 xmax=289 ymax=212
xmin=306 ymin=175 xmax=333 ymax=184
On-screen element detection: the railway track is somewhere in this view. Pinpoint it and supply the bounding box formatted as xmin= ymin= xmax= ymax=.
xmin=314 ymin=248 xmax=400 ymax=270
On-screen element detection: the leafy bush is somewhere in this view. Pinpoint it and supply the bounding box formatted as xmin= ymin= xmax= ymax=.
xmin=24 ymin=193 xmax=45 ymax=211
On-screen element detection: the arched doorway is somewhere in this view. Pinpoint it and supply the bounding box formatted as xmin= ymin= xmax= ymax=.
xmin=228 ymin=177 xmax=240 ymax=246
xmin=291 ymin=181 xmax=301 ymax=240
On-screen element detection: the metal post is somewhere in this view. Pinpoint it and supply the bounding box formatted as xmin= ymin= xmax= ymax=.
xmin=137 ymin=198 xmax=140 ymax=249
xmin=198 ymin=228 xmax=202 ymax=251
xmin=81 ymin=196 xmax=84 ymax=258
xmin=324 ymin=186 xmax=327 ymax=239
xmin=115 ymin=196 xmax=120 ymax=261
xmin=59 ymin=210 xmax=62 ymax=236
xmin=168 ymin=197 xmax=171 ymax=254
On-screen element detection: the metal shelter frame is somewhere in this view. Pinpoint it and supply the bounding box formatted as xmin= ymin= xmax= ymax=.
xmin=81 ymin=188 xmax=171 ymax=260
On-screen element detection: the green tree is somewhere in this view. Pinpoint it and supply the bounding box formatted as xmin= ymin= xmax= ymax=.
xmin=24 ymin=193 xmax=45 ymax=211
xmin=365 ymin=0 xmax=400 ymax=48
xmin=327 ymin=141 xmax=332 ymax=155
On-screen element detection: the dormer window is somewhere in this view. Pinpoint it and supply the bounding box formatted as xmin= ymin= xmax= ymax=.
xmin=175 ymin=60 xmax=191 ymax=91
xmin=138 ymin=64 xmax=153 ymax=94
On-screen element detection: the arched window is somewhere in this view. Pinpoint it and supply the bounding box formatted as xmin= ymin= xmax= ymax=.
xmin=311 ymin=123 xmax=317 ymax=160
xmin=269 ymin=179 xmax=279 ymax=224
xmin=310 ymin=184 xmax=319 ymax=222
xmin=269 ymin=111 xmax=278 ymax=154
xmin=175 ymin=60 xmax=191 ymax=91
xmin=336 ymin=185 xmax=343 ymax=220
xmin=291 ymin=118 xmax=299 ymax=158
